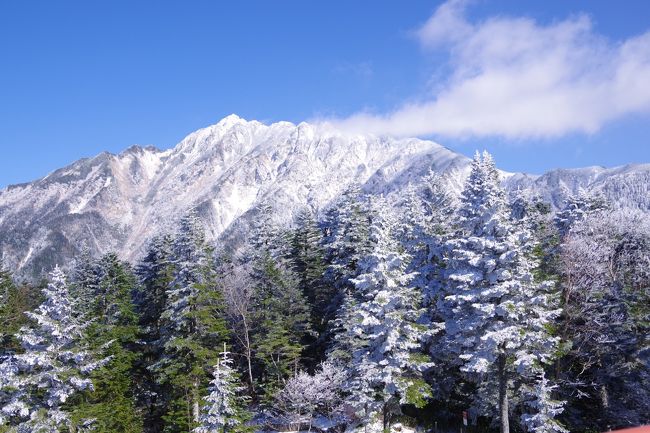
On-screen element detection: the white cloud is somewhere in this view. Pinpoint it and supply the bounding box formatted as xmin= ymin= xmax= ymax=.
xmin=325 ymin=0 xmax=650 ymax=139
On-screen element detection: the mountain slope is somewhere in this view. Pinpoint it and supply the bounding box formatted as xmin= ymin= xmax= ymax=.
xmin=0 ymin=115 xmax=647 ymax=278
xmin=504 ymin=163 xmax=650 ymax=210
xmin=0 ymin=115 xmax=467 ymax=276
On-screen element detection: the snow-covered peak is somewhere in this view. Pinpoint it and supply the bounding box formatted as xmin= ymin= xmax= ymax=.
xmin=120 ymin=144 xmax=163 ymax=156
xmin=1 ymin=115 xmax=648 ymax=279
xmin=217 ymin=113 xmax=246 ymax=127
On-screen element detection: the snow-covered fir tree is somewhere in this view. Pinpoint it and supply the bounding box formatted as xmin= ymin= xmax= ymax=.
xmin=437 ymin=152 xmax=563 ymax=433
xmin=290 ymin=209 xmax=332 ymax=333
xmin=554 ymin=190 xmax=608 ymax=239
xmin=136 ymin=234 xmax=175 ymax=339
xmin=69 ymin=244 xmax=98 ymax=319
xmin=0 ymin=264 xmax=18 ymax=356
xmin=0 ymin=263 xmax=12 ymax=311
xmin=288 ymin=208 xmax=335 ymax=365
xmin=395 ymin=183 xmax=428 ymax=254
xmin=162 ymin=211 xmax=215 ymax=335
xmin=154 ymin=210 xmax=229 ymax=432
xmin=521 ymin=373 xmax=568 ymax=433
xmin=399 ymin=174 xmax=457 ymax=402
xmin=71 ymin=253 xmax=143 ymax=433
xmin=342 ymin=197 xmax=432 ymax=430
xmin=194 ymin=345 xmax=247 ymax=433
xmin=397 ymin=172 xmax=455 ymax=309
xmin=420 ymin=170 xmax=456 ymax=235
xmin=323 ymin=184 xmax=372 ymax=293
xmin=245 ymin=204 xmax=311 ymax=396
xmin=0 ymin=266 xmax=102 ymax=432
xmin=324 ymin=186 xmax=373 ymax=363
xmin=134 ymin=234 xmax=176 ymax=433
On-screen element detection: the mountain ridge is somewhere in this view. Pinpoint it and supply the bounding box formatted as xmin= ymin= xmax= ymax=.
xmin=1 ymin=114 xmax=648 ymax=278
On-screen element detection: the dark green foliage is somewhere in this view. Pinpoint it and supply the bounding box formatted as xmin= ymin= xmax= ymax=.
xmin=152 ymin=212 xmax=230 ymax=432
xmin=71 ymin=253 xmax=143 ymax=433
xmin=0 ymin=267 xmax=42 ymax=356
xmin=237 ymin=204 xmax=313 ymax=399
xmin=4 ymin=175 xmax=650 ymax=433
xmin=250 ymin=250 xmax=311 ymax=397
xmin=136 ymin=235 xmax=175 ymax=338
xmin=289 ymin=208 xmax=336 ymax=366
xmin=134 ymin=234 xmax=175 ymax=432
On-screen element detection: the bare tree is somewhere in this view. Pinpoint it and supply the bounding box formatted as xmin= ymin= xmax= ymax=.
xmin=220 ymin=262 xmax=257 ymax=397
xmin=559 ymin=209 xmax=650 ymax=427
xmin=274 ymin=361 xmax=347 ymax=432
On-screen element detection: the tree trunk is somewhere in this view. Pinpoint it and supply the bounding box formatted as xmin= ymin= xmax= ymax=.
xmin=193 ymin=380 xmax=201 ymax=425
xmin=186 ymin=388 xmax=192 ymax=433
xmin=242 ymin=317 xmax=255 ymax=398
xmin=497 ymin=353 xmax=510 ymax=433
xmin=600 ymin=384 xmax=609 ymax=409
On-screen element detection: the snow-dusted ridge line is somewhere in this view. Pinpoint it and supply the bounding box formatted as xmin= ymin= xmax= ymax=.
xmin=0 ymin=114 xmax=648 ymax=278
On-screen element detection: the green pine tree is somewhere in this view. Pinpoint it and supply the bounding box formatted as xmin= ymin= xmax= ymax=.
xmin=251 ymin=251 xmax=311 ymax=398
xmin=71 ymin=253 xmax=143 ymax=433
xmin=244 ymin=205 xmax=312 ymax=400
xmin=0 ymin=265 xmax=42 ymax=356
xmin=135 ymin=234 xmax=177 ymax=433
xmin=289 ymin=208 xmax=334 ymax=365
xmin=153 ymin=212 xmax=230 ymax=433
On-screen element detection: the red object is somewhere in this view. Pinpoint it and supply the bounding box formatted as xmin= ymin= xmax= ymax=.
xmin=607 ymin=427 xmax=650 ymax=433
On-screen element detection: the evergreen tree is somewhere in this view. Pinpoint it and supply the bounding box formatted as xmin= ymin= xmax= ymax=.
xmin=342 ymin=199 xmax=432 ymax=429
xmin=154 ymin=211 xmax=230 ymax=432
xmin=0 ymin=267 xmax=102 ymax=432
xmin=323 ymin=186 xmax=372 ymax=361
xmin=71 ymin=253 xmax=143 ymax=433
xmin=420 ymin=170 xmax=455 ymax=233
xmin=323 ymin=184 xmax=372 ymax=293
xmin=520 ymin=373 xmax=568 ymax=433
xmin=0 ymin=266 xmax=41 ymax=357
xmin=289 ymin=208 xmax=334 ymax=364
xmin=0 ymin=265 xmax=13 ymax=355
xmin=136 ymin=234 xmax=175 ymax=340
xmin=395 ymin=175 xmax=455 ymax=405
xmin=194 ymin=345 xmax=248 ymax=433
xmin=437 ymin=152 xmax=562 ymax=433
xmin=396 ymin=175 xmax=454 ymax=304
xmin=0 ymin=264 xmax=13 ymax=315
xmin=135 ymin=234 xmax=176 ymax=432
xmin=396 ymin=183 xmax=427 ymax=250
xmin=69 ymin=244 xmax=98 ymax=318
xmin=554 ymin=190 xmax=608 ymax=239
xmin=251 ymin=253 xmax=310 ymax=395
xmin=246 ymin=206 xmax=311 ymax=398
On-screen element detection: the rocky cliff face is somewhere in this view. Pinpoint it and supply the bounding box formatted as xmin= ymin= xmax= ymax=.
xmin=0 ymin=115 xmax=468 ymax=277
xmin=1 ymin=114 xmax=647 ymax=278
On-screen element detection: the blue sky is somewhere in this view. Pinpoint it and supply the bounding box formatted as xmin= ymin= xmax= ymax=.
xmin=1 ymin=0 xmax=649 ymax=187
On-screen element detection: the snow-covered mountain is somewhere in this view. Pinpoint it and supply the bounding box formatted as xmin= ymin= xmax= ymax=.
xmin=1 ymin=114 xmax=648 ymax=277
xmin=504 ymin=163 xmax=650 ymax=210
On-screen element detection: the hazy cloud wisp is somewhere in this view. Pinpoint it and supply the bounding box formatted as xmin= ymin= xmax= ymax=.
xmin=326 ymin=0 xmax=650 ymax=139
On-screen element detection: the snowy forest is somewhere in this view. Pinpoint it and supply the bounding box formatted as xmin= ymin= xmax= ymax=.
xmin=0 ymin=152 xmax=648 ymax=433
